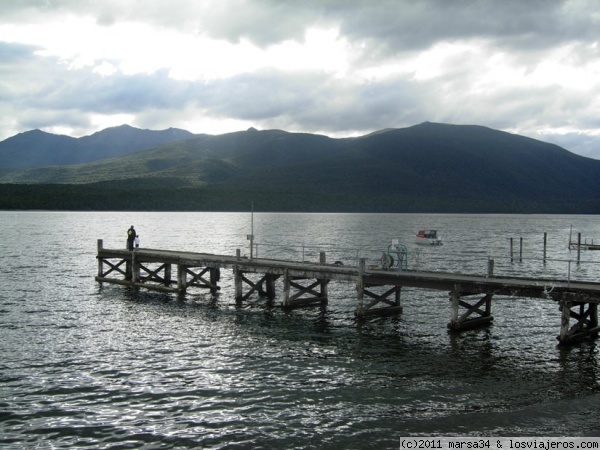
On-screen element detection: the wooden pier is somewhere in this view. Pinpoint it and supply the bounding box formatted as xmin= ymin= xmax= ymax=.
xmin=96 ymin=239 xmax=600 ymax=345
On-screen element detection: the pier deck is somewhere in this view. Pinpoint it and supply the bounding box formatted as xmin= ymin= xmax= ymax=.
xmin=96 ymin=240 xmax=600 ymax=345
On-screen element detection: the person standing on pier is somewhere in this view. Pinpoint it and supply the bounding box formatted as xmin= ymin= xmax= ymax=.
xmin=127 ymin=225 xmax=137 ymax=251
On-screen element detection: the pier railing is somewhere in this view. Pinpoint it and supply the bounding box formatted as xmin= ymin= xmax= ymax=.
xmin=252 ymin=241 xmax=600 ymax=283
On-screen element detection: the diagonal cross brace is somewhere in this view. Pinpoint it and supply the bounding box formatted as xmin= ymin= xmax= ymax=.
xmin=186 ymin=267 xmax=219 ymax=291
xmin=288 ymin=279 xmax=328 ymax=302
xmin=139 ymin=263 xmax=168 ymax=283
xmin=458 ymin=293 xmax=492 ymax=321
xmin=101 ymin=259 xmax=127 ymax=278
xmin=363 ymin=286 xmax=401 ymax=309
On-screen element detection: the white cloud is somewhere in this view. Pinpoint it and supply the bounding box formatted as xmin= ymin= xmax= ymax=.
xmin=0 ymin=0 xmax=599 ymax=159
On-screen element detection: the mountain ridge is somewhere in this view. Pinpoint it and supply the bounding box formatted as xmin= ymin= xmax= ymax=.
xmin=0 ymin=124 xmax=195 ymax=169
xmin=0 ymin=122 xmax=598 ymax=213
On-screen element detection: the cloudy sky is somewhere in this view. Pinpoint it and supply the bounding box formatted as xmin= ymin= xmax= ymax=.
xmin=1 ymin=0 xmax=599 ymax=158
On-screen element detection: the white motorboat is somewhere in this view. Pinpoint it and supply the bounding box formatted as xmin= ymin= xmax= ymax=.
xmin=415 ymin=229 xmax=442 ymax=246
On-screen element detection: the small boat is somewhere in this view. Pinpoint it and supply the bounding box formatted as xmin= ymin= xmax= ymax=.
xmin=415 ymin=229 xmax=442 ymax=246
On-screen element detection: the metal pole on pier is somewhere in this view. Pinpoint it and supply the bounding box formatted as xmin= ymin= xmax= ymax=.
xmin=248 ymin=202 xmax=255 ymax=260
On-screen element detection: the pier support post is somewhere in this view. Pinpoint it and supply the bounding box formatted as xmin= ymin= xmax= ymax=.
xmin=558 ymin=300 xmax=600 ymax=344
xmin=164 ymin=264 xmax=172 ymax=286
xmin=448 ymin=286 xmax=494 ymax=331
xmin=210 ymin=268 xmax=220 ymax=294
xmin=234 ymin=249 xmax=243 ymax=301
xmin=320 ymin=252 xmax=329 ymax=304
xmin=356 ymin=258 xmax=365 ymax=316
xmin=263 ymin=274 xmax=278 ymax=300
xmin=126 ymin=260 xmax=132 ymax=280
xmin=132 ymin=251 xmax=140 ymax=283
xmin=283 ymin=268 xmax=291 ymax=306
xmin=177 ymin=264 xmax=187 ymax=293
xmin=97 ymin=239 xmax=104 ymax=279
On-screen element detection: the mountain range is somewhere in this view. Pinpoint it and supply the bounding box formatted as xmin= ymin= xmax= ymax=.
xmin=0 ymin=122 xmax=598 ymax=213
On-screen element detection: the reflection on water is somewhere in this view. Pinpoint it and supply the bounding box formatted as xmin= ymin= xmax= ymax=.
xmin=1 ymin=212 xmax=600 ymax=448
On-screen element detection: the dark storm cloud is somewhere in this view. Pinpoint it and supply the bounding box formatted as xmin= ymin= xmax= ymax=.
xmin=196 ymin=0 xmax=599 ymax=55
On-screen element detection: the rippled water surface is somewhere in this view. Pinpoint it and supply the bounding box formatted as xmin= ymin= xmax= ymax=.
xmin=1 ymin=211 xmax=600 ymax=449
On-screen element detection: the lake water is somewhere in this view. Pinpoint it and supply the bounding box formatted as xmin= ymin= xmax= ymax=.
xmin=1 ymin=211 xmax=600 ymax=449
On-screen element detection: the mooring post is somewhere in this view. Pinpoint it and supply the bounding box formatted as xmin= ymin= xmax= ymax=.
xmin=543 ymin=232 xmax=547 ymax=264
xmin=510 ymin=238 xmax=514 ymax=262
xmin=487 ymin=258 xmax=494 ymax=277
xmin=519 ymin=237 xmax=523 ymax=262
xmin=577 ymin=233 xmax=581 ymax=264
xmin=356 ymin=258 xmax=365 ymax=316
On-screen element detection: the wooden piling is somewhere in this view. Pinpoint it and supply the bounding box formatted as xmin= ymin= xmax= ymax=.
xmin=282 ymin=268 xmax=291 ymax=307
xmin=543 ymin=232 xmax=547 ymax=264
xmin=177 ymin=265 xmax=187 ymax=293
xmin=356 ymin=258 xmax=365 ymax=316
xmin=487 ymin=259 xmax=494 ymax=277
xmin=319 ymin=251 xmax=328 ymax=305
xmin=510 ymin=238 xmax=514 ymax=262
xmin=97 ymin=239 xmax=104 ymax=279
xmin=520 ymin=237 xmax=523 ymax=262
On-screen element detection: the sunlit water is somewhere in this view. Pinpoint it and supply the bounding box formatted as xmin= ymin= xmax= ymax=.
xmin=1 ymin=211 xmax=600 ymax=449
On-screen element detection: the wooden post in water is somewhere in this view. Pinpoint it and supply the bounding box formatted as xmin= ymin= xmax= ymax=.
xmin=265 ymin=274 xmax=277 ymax=300
xmin=282 ymin=268 xmax=290 ymax=307
xmin=487 ymin=258 xmax=494 ymax=277
xmin=356 ymin=258 xmax=365 ymax=316
xmin=449 ymin=287 xmax=459 ymax=327
xmin=164 ymin=264 xmax=172 ymax=286
xmin=319 ymin=251 xmax=328 ymax=304
xmin=543 ymin=232 xmax=547 ymax=264
xmin=234 ymin=249 xmax=242 ymax=301
xmin=395 ymin=287 xmax=402 ymax=311
xmin=519 ymin=237 xmax=523 ymax=262
xmin=132 ymin=250 xmax=140 ymax=283
xmin=97 ymin=239 xmax=103 ymax=278
xmin=510 ymin=238 xmax=514 ymax=262
xmin=577 ymin=233 xmax=581 ymax=264
xmin=210 ymin=268 xmax=220 ymax=294
xmin=177 ymin=265 xmax=187 ymax=293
